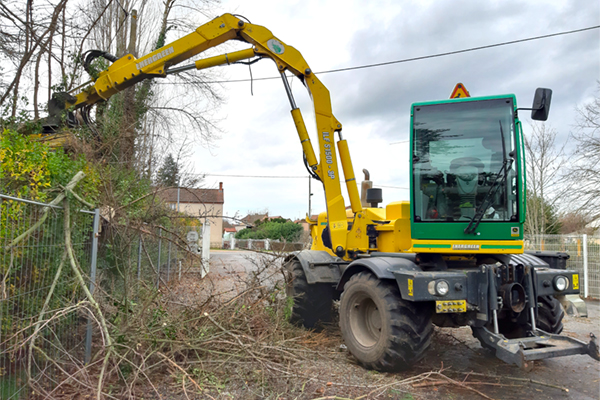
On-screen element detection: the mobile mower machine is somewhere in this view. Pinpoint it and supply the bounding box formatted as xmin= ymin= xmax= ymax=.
xmin=42 ymin=13 xmax=599 ymax=371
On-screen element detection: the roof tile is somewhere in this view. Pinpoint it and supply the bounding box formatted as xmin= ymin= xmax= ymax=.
xmin=160 ymin=187 xmax=224 ymax=204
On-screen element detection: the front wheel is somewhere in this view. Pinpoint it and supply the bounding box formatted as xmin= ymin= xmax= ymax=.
xmin=339 ymin=272 xmax=433 ymax=371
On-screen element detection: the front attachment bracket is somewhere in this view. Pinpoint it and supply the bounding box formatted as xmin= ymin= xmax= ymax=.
xmin=474 ymin=327 xmax=600 ymax=368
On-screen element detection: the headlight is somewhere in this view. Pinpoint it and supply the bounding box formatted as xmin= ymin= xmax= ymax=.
xmin=435 ymin=280 xmax=450 ymax=296
xmin=553 ymin=276 xmax=569 ymax=291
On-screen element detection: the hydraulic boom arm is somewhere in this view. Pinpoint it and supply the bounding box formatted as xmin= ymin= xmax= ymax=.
xmin=51 ymin=13 xmax=362 ymax=256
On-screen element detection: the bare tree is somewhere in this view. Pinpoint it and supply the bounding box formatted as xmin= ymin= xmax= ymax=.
xmin=136 ymin=0 xmax=223 ymax=166
xmin=523 ymin=123 xmax=566 ymax=235
xmin=567 ymin=83 xmax=600 ymax=221
xmin=559 ymin=211 xmax=597 ymax=235
xmin=0 ymin=0 xmax=70 ymax=117
xmin=78 ymin=0 xmax=223 ymax=170
xmin=0 ymin=0 xmax=223 ymax=186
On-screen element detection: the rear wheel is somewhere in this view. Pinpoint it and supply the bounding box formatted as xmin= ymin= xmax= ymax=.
xmin=536 ymin=295 xmax=565 ymax=334
xmin=285 ymin=260 xmax=334 ymax=329
xmin=339 ymin=272 xmax=433 ymax=371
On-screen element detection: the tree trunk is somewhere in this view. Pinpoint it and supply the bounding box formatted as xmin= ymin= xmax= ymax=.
xmin=33 ymin=50 xmax=43 ymax=120
xmin=121 ymin=9 xmax=137 ymax=168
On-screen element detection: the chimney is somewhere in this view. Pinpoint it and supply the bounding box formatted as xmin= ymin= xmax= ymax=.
xmin=219 ymin=182 xmax=223 ymax=191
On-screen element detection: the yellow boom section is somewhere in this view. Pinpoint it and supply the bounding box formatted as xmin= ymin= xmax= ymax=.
xmin=62 ymin=14 xmax=362 ymax=256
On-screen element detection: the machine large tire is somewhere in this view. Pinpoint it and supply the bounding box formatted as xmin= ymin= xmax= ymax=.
xmin=473 ymin=295 xmax=565 ymax=349
xmin=536 ymin=295 xmax=564 ymax=334
xmin=339 ymin=272 xmax=433 ymax=371
xmin=285 ymin=260 xmax=334 ymax=329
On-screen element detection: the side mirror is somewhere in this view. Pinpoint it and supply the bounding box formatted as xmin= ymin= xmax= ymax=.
xmin=531 ymin=88 xmax=552 ymax=121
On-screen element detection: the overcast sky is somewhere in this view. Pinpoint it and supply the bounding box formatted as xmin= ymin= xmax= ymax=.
xmin=182 ymin=0 xmax=599 ymax=222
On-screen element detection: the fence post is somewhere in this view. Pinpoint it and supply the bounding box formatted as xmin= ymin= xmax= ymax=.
xmin=137 ymin=235 xmax=142 ymax=281
xmin=85 ymin=208 xmax=100 ymax=364
xmin=583 ymin=233 xmax=589 ymax=298
xmin=201 ymin=220 xmax=211 ymax=278
xmin=157 ymin=228 xmax=162 ymax=289
xmin=167 ymin=234 xmax=172 ymax=282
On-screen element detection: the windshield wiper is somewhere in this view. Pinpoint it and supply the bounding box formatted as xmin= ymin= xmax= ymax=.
xmin=464 ymin=120 xmax=513 ymax=235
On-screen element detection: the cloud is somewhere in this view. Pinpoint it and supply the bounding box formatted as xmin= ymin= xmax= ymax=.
xmin=194 ymin=0 xmax=600 ymax=219
xmin=321 ymin=1 xmax=599 ymax=148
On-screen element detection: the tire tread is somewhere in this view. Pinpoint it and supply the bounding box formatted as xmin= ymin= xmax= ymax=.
xmin=287 ymin=260 xmax=334 ymax=329
xmin=340 ymin=272 xmax=433 ymax=371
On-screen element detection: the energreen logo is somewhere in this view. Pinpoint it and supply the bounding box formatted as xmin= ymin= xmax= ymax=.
xmin=452 ymin=244 xmax=480 ymax=250
xmin=267 ymin=39 xmax=284 ymax=55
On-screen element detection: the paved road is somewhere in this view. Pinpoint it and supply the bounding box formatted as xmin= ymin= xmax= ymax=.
xmin=425 ymin=301 xmax=600 ymax=399
xmin=205 ymin=250 xmax=600 ymax=399
xmin=208 ymin=249 xmax=276 ymax=273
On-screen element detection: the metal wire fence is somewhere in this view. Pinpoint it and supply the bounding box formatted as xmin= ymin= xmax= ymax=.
xmin=222 ymin=237 xmax=306 ymax=252
xmin=0 ymin=194 xmax=97 ymax=399
xmin=0 ymin=193 xmax=204 ymax=398
xmin=524 ymin=234 xmax=600 ymax=299
xmin=100 ymin=225 xmax=204 ymax=294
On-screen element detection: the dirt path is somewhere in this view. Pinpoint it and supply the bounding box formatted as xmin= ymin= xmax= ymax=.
xmin=173 ymin=250 xmax=600 ymax=399
xmin=420 ymin=304 xmax=600 ymax=400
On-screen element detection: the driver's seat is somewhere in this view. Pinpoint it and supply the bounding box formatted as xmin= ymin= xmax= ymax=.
xmin=448 ymin=157 xmax=484 ymax=195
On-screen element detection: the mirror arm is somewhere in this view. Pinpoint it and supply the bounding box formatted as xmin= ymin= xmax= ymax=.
xmin=515 ymin=106 xmax=542 ymax=112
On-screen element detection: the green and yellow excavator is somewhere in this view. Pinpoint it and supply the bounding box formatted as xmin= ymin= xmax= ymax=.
xmin=43 ymin=13 xmax=598 ymax=371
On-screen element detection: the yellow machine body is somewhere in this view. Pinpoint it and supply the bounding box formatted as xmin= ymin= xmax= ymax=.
xmin=310 ymin=201 xmax=524 ymax=258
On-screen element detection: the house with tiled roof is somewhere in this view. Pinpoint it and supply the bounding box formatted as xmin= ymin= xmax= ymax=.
xmin=223 ymin=227 xmax=237 ymax=240
xmin=294 ymin=215 xmax=319 ymax=232
xmin=241 ymin=213 xmax=269 ymax=228
xmin=160 ymin=183 xmax=224 ymax=247
xmin=268 ymin=216 xmax=288 ymax=221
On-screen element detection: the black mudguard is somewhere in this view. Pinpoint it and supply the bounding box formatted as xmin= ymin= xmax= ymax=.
xmin=285 ymin=250 xmax=342 ymax=284
xmin=336 ymin=255 xmax=421 ymax=292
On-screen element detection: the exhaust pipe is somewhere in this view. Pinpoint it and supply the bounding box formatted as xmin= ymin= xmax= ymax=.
xmin=360 ymin=169 xmax=373 ymax=208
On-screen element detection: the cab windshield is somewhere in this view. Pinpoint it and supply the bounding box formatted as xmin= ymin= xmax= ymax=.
xmin=412 ymin=98 xmax=517 ymax=222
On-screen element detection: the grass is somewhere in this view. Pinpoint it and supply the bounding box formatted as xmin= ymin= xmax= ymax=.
xmin=0 ymin=374 xmax=25 ymax=400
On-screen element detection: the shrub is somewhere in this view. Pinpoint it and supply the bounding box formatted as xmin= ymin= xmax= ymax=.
xmin=235 ymin=220 xmax=302 ymax=242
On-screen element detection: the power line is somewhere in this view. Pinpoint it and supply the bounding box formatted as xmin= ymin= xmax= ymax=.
xmin=186 ymin=173 xmax=309 ymax=179
xmin=174 ymin=24 xmax=599 ymax=84
xmin=316 ymin=25 xmax=600 ymax=75
xmin=375 ymin=185 xmax=409 ymax=190
xmin=186 ymin=172 xmax=410 ymax=188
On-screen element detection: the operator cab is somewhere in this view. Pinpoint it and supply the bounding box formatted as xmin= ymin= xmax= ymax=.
xmin=413 ymin=97 xmax=517 ymax=222
xmin=409 ymin=89 xmax=551 ymax=242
